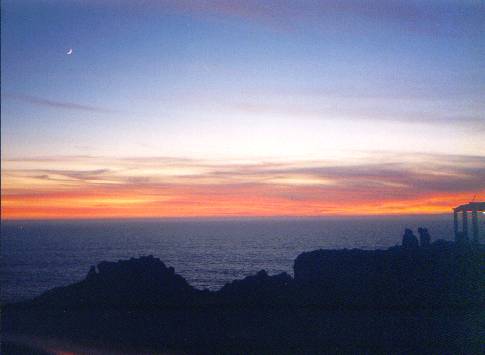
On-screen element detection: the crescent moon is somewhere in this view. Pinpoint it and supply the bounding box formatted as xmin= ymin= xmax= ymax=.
xmin=67 ymin=49 xmax=73 ymax=55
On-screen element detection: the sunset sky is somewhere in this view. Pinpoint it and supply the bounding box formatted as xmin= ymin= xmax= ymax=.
xmin=2 ymin=0 xmax=484 ymax=219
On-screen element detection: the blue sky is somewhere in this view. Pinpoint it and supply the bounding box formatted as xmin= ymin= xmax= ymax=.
xmin=1 ymin=1 xmax=484 ymax=218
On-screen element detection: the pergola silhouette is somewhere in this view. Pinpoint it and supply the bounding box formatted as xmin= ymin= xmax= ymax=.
xmin=453 ymin=202 xmax=485 ymax=244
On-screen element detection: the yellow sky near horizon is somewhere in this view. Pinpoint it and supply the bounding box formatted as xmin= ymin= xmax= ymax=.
xmin=2 ymin=152 xmax=483 ymax=219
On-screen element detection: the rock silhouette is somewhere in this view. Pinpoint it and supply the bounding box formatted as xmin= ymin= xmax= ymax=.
xmin=2 ymin=230 xmax=484 ymax=354
xmin=418 ymin=227 xmax=431 ymax=247
xmin=401 ymin=228 xmax=419 ymax=249
xmin=30 ymin=255 xmax=199 ymax=308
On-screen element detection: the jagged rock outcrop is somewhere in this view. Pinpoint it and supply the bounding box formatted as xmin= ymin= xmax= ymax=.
xmin=11 ymin=239 xmax=485 ymax=310
xmin=293 ymin=240 xmax=484 ymax=308
xmin=30 ymin=255 xmax=199 ymax=308
xmin=218 ymin=270 xmax=293 ymax=305
xmin=2 ymin=237 xmax=484 ymax=354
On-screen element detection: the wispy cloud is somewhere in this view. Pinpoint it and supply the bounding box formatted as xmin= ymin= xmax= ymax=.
xmin=230 ymin=99 xmax=485 ymax=126
xmin=109 ymin=0 xmax=485 ymax=36
xmin=42 ymin=0 xmax=481 ymax=36
xmin=3 ymin=93 xmax=117 ymax=114
xmin=30 ymin=168 xmax=112 ymax=181
xmin=2 ymin=152 xmax=484 ymax=218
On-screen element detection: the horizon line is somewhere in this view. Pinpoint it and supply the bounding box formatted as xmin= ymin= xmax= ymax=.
xmin=1 ymin=213 xmax=453 ymax=223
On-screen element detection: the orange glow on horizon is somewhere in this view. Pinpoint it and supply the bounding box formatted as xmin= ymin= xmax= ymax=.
xmin=1 ymin=188 xmax=473 ymax=220
xmin=2 ymin=154 xmax=482 ymax=220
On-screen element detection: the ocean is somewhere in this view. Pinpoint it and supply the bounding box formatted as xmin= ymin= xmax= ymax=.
xmin=0 ymin=215 xmax=465 ymax=303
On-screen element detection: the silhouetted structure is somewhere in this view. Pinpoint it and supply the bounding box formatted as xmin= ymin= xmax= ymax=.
xmin=401 ymin=228 xmax=419 ymax=249
xmin=417 ymin=227 xmax=431 ymax=247
xmin=454 ymin=202 xmax=484 ymax=244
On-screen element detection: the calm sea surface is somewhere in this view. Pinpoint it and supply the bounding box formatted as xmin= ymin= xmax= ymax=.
xmin=1 ymin=215 xmax=472 ymax=303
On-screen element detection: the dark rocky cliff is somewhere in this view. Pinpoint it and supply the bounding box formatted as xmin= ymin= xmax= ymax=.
xmin=29 ymin=255 xmax=200 ymax=308
xmin=293 ymin=241 xmax=484 ymax=308
xmin=2 ymin=235 xmax=484 ymax=354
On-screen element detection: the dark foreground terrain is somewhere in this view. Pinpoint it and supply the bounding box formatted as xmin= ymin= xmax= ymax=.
xmin=2 ymin=231 xmax=484 ymax=354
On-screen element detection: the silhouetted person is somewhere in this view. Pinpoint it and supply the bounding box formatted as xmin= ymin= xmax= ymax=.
xmin=418 ymin=227 xmax=431 ymax=247
xmin=402 ymin=228 xmax=419 ymax=249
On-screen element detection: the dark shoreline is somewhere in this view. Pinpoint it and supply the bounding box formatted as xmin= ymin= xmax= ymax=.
xmin=2 ymin=236 xmax=484 ymax=354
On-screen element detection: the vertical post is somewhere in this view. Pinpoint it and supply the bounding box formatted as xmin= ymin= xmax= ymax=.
xmin=453 ymin=210 xmax=459 ymax=241
xmin=462 ymin=211 xmax=468 ymax=240
xmin=472 ymin=209 xmax=479 ymax=244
